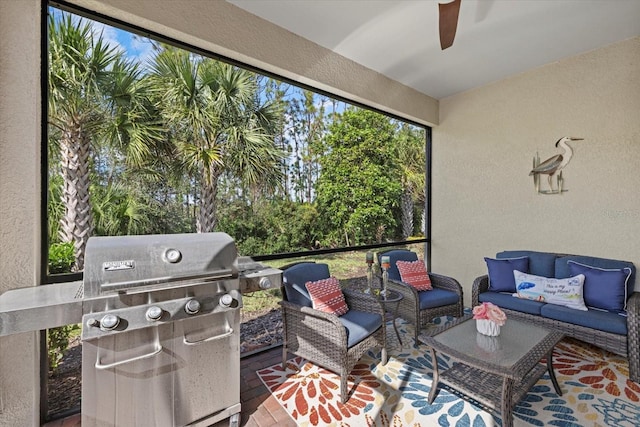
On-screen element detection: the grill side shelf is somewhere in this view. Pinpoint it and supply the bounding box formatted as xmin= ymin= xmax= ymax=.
xmin=0 ymin=281 xmax=83 ymax=336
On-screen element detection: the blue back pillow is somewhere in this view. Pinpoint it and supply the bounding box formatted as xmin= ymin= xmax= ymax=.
xmin=568 ymin=260 xmax=633 ymax=311
xmin=485 ymin=256 xmax=529 ymax=293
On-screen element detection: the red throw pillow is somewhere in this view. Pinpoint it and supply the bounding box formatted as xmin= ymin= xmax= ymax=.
xmin=396 ymin=260 xmax=433 ymax=291
xmin=305 ymin=277 xmax=349 ymax=316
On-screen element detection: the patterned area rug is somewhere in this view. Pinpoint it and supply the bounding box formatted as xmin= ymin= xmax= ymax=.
xmin=257 ymin=314 xmax=640 ymax=426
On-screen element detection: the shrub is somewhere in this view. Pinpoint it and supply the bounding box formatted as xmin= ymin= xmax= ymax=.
xmin=47 ymin=324 xmax=80 ymax=373
xmin=47 ymin=241 xmax=79 ymax=373
xmin=48 ymin=242 xmax=75 ymax=274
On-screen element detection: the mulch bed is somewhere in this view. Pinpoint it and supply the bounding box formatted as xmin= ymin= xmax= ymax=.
xmin=47 ymin=309 xmax=283 ymax=418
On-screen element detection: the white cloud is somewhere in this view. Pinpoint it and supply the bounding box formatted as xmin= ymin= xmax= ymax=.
xmin=127 ymin=35 xmax=156 ymax=66
xmin=90 ymin=21 xmax=125 ymax=55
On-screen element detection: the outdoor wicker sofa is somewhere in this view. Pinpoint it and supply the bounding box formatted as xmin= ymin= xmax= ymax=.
xmin=280 ymin=262 xmax=388 ymax=403
xmin=473 ymin=250 xmax=639 ymax=383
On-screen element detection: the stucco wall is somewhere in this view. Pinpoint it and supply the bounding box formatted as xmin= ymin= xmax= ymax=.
xmin=432 ymin=37 xmax=640 ymax=306
xmin=0 ymin=1 xmax=42 ymax=426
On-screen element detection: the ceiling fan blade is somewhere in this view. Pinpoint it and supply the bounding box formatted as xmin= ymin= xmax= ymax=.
xmin=439 ymin=0 xmax=461 ymax=50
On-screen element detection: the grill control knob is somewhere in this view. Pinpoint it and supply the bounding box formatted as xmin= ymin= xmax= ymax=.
xmin=259 ymin=277 xmax=273 ymax=290
xmin=184 ymin=299 xmax=201 ymax=315
xmin=146 ymin=306 xmax=163 ymax=321
xmin=100 ymin=314 xmax=120 ymax=331
xmin=219 ymin=294 xmax=235 ymax=308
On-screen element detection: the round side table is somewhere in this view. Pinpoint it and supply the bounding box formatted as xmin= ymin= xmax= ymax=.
xmin=378 ymin=289 xmax=403 ymax=346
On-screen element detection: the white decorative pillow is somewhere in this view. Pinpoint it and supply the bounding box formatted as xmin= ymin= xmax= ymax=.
xmin=512 ymin=270 xmax=588 ymax=311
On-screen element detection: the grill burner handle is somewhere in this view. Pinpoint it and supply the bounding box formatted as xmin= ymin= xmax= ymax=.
xmin=95 ymin=341 xmax=163 ymax=370
xmin=183 ymin=326 xmax=234 ymax=346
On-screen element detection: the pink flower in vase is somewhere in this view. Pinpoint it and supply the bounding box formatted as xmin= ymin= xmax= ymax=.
xmin=473 ymin=302 xmax=506 ymax=326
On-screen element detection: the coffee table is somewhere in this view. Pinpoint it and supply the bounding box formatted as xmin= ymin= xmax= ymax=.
xmin=418 ymin=315 xmax=564 ymax=427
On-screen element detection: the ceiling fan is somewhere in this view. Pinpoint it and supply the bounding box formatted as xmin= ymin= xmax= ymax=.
xmin=439 ymin=0 xmax=462 ymax=50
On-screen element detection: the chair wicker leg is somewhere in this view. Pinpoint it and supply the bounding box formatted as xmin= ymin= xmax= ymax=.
xmin=282 ymin=343 xmax=288 ymax=369
xmin=340 ymin=372 xmax=348 ymax=403
xmin=628 ymin=348 xmax=639 ymax=383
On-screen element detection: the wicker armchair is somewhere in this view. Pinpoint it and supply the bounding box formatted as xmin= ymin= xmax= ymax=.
xmin=280 ymin=262 xmax=388 ymax=403
xmin=378 ymin=250 xmax=464 ymax=345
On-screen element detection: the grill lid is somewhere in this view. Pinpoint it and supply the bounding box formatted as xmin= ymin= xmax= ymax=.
xmin=83 ymin=232 xmax=238 ymax=297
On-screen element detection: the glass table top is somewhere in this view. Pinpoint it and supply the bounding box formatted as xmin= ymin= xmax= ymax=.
xmin=427 ymin=317 xmax=556 ymax=369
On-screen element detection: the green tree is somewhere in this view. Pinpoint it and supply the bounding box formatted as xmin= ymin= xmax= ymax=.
xmin=315 ymin=108 xmax=403 ymax=246
xmin=48 ymin=13 xmax=160 ymax=269
xmin=287 ymin=90 xmax=327 ymax=202
xmin=394 ymin=124 xmax=426 ymax=238
xmin=150 ymin=49 xmax=284 ymax=232
xmin=48 ymin=13 xmax=116 ymax=270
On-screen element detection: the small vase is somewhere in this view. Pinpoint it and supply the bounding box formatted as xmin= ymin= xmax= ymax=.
xmin=476 ymin=319 xmax=501 ymax=337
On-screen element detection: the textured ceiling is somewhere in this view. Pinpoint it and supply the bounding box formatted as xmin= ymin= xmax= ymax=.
xmin=228 ymin=0 xmax=640 ymax=99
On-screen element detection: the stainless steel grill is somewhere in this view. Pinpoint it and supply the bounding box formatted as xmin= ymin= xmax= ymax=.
xmin=0 ymin=232 xmax=282 ymax=427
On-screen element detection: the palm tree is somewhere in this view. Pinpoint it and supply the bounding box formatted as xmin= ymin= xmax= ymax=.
xmin=48 ymin=14 xmax=118 ymax=270
xmin=48 ymin=13 xmax=161 ymax=270
xmin=395 ymin=124 xmax=426 ymax=239
xmin=150 ymin=49 xmax=284 ymax=232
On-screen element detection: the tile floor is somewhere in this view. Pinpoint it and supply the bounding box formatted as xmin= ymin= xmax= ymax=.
xmin=42 ymin=345 xmax=295 ymax=427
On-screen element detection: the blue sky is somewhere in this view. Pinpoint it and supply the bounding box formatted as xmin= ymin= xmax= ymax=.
xmin=50 ymin=7 xmax=155 ymax=65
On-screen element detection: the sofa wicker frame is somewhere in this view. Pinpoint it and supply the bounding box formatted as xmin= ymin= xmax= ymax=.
xmin=472 ymin=274 xmax=640 ymax=383
xmin=280 ymin=281 xmax=387 ymax=403
xmin=386 ymin=272 xmax=464 ymax=346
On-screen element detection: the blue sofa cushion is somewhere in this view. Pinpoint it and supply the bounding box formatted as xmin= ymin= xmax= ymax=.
xmin=339 ymin=310 xmax=382 ymax=348
xmin=417 ymin=288 xmax=460 ymax=310
xmin=540 ymin=303 xmax=627 ymax=335
xmin=568 ymin=261 xmax=633 ymax=311
xmin=485 ymin=256 xmax=529 ymax=292
xmin=283 ymin=262 xmax=331 ymax=307
xmin=479 ymin=291 xmax=545 ymax=315
xmin=379 ymin=249 xmax=418 ymax=282
xmin=497 ymin=250 xmax=558 ymax=277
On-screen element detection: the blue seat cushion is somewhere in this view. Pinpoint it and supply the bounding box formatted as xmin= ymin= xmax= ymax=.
xmin=417 ymin=288 xmax=460 ymax=310
xmin=283 ymin=262 xmax=330 ymax=307
xmin=339 ymin=310 xmax=382 ymax=348
xmin=497 ymin=250 xmax=557 ymax=278
xmin=478 ymin=291 xmax=545 ymax=315
xmin=379 ymin=250 xmax=418 ymax=282
xmin=540 ymin=303 xmax=627 ymax=335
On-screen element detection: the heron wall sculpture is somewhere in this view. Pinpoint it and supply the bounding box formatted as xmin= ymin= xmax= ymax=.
xmin=530 ymin=136 xmax=584 ymax=194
